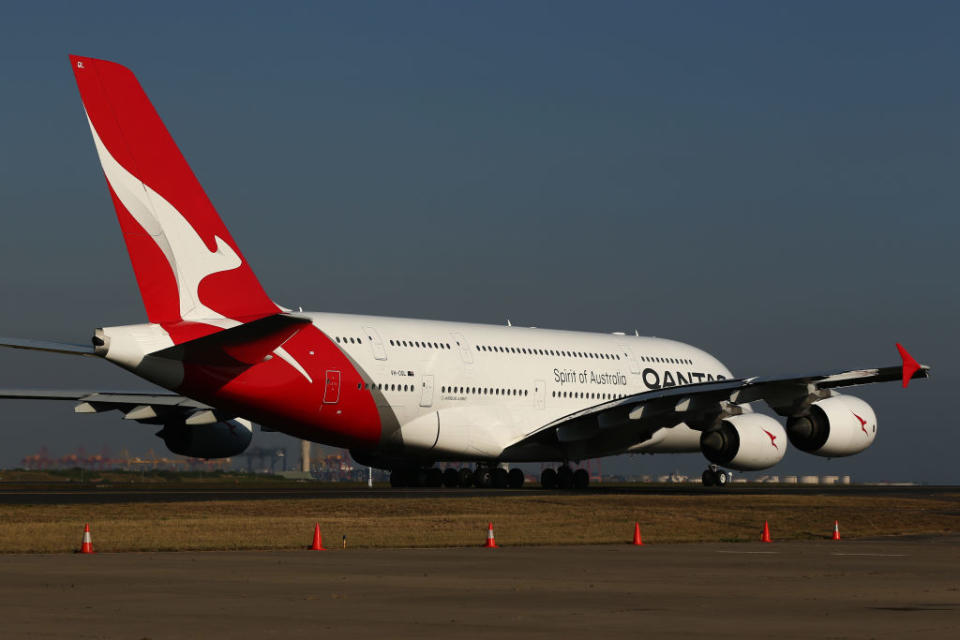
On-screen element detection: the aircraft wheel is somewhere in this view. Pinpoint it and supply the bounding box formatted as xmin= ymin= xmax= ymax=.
xmin=426 ymin=467 xmax=443 ymax=487
xmin=573 ymin=468 xmax=589 ymax=490
xmin=493 ymin=468 xmax=509 ymax=489
xmin=701 ymin=469 xmax=716 ymax=487
xmin=557 ymin=466 xmax=574 ymax=490
xmin=474 ymin=467 xmax=493 ymax=489
xmin=716 ymin=469 xmax=728 ymax=486
xmin=540 ymin=468 xmax=557 ymax=490
xmin=507 ymin=468 xmax=525 ymax=489
xmin=458 ymin=467 xmax=475 ymax=487
xmin=442 ymin=468 xmax=459 ymax=488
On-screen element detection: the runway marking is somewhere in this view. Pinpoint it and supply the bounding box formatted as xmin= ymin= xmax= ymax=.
xmin=716 ymin=550 xmax=779 ymax=555
xmin=831 ymin=553 xmax=907 ymax=557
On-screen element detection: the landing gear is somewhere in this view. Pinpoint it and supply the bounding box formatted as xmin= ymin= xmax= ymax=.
xmin=701 ymin=465 xmax=729 ymax=488
xmin=442 ymin=467 xmax=460 ymax=488
xmin=473 ymin=467 xmax=494 ymax=488
xmin=540 ymin=468 xmax=557 ymax=490
xmin=573 ymin=468 xmax=589 ymax=490
xmin=557 ymin=465 xmax=574 ymax=490
xmin=539 ymin=465 xmax=590 ymax=490
xmin=390 ymin=464 xmax=526 ymax=489
xmin=425 ymin=467 xmax=443 ymax=487
xmin=390 ymin=467 xmax=418 ymax=487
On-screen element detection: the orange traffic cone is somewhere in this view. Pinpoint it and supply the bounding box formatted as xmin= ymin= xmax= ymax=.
xmin=483 ymin=522 xmax=498 ymax=548
xmin=632 ymin=522 xmax=644 ymax=546
xmin=79 ymin=523 xmax=94 ymax=554
xmin=832 ymin=520 xmax=841 ymax=541
xmin=760 ymin=520 xmax=772 ymax=543
xmin=309 ymin=523 xmax=326 ymax=550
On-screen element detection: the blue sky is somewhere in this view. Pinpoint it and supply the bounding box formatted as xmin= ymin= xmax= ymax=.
xmin=0 ymin=1 xmax=956 ymax=480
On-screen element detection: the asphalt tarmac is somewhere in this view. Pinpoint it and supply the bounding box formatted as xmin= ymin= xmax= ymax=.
xmin=1 ymin=538 xmax=957 ymax=639
xmin=0 ymin=482 xmax=950 ymax=504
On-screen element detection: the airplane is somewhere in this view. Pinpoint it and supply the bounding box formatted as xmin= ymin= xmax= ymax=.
xmin=0 ymin=56 xmax=931 ymax=490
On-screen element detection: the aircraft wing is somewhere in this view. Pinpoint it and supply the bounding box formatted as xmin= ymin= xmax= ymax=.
xmin=509 ymin=344 xmax=930 ymax=450
xmin=0 ymin=389 xmax=217 ymax=424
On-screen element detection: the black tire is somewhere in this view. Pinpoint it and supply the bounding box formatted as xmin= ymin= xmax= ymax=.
xmin=701 ymin=469 xmax=716 ymax=487
xmin=474 ymin=468 xmax=493 ymax=488
xmin=573 ymin=468 xmax=589 ymax=490
xmin=390 ymin=469 xmax=408 ymax=488
xmin=493 ymin=468 xmax=509 ymax=489
xmin=411 ymin=469 xmax=428 ymax=487
xmin=507 ymin=468 xmax=525 ymax=489
xmin=442 ymin=468 xmax=460 ymax=488
xmin=557 ymin=466 xmax=574 ymax=490
xmin=458 ymin=467 xmax=475 ymax=487
xmin=426 ymin=467 xmax=443 ymax=487
xmin=540 ymin=468 xmax=557 ymax=490
xmin=716 ymin=470 xmax=728 ymax=487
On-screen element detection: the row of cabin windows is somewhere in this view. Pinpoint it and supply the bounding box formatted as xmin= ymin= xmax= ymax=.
xmin=477 ymin=345 xmax=622 ymax=360
xmin=643 ymin=355 xmax=693 ymax=365
xmin=441 ymin=386 xmax=528 ymax=397
xmin=553 ymin=391 xmax=626 ymax=400
xmin=357 ymin=381 xmax=416 ymax=393
xmin=389 ymin=339 xmax=452 ymax=350
xmin=354 ymin=381 xmax=531 ymax=397
xmin=334 ymin=333 xmax=693 ymax=367
xmin=353 ymin=383 xmax=621 ymax=401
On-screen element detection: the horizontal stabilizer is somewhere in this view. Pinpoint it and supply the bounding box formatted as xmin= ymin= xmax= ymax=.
xmin=0 ymin=337 xmax=95 ymax=357
xmin=151 ymin=314 xmax=311 ymax=366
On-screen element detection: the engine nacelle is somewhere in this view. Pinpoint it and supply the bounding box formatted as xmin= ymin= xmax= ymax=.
xmin=157 ymin=418 xmax=253 ymax=458
xmin=700 ymin=413 xmax=787 ymax=471
xmin=786 ymin=395 xmax=876 ymax=457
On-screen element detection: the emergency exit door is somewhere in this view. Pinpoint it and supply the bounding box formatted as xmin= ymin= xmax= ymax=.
xmin=323 ymin=370 xmax=341 ymax=404
xmin=419 ymin=375 xmax=435 ymax=407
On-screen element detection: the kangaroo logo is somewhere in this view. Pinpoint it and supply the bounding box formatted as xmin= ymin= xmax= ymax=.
xmin=761 ymin=428 xmax=778 ymax=449
xmin=87 ymin=116 xmax=242 ymax=329
xmin=852 ymin=412 xmax=868 ymax=435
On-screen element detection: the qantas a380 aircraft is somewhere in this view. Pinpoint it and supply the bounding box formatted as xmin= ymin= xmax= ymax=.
xmin=0 ymin=56 xmax=931 ymax=489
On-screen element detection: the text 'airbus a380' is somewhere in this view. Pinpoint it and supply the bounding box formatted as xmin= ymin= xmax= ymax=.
xmin=0 ymin=56 xmax=930 ymax=490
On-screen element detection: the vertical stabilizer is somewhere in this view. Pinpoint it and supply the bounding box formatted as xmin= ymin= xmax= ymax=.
xmin=70 ymin=55 xmax=278 ymax=327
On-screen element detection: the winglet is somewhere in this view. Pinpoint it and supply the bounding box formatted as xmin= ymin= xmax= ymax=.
xmin=896 ymin=343 xmax=921 ymax=388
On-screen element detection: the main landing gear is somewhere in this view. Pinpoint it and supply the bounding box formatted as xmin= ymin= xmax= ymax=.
xmin=389 ymin=465 xmax=525 ymax=489
xmin=701 ymin=464 xmax=730 ymax=488
xmin=540 ymin=465 xmax=590 ymax=490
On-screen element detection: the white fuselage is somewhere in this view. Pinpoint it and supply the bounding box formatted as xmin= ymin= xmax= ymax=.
xmin=306 ymin=312 xmax=736 ymax=461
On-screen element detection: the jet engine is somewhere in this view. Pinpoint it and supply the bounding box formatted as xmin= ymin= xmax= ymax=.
xmin=700 ymin=413 xmax=787 ymax=471
xmin=157 ymin=418 xmax=254 ymax=458
xmin=786 ymin=395 xmax=876 ymax=457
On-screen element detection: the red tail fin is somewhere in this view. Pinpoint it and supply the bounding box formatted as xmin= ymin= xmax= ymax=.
xmin=70 ymin=55 xmax=278 ymax=326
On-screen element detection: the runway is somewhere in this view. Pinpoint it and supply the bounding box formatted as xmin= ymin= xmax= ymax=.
xmin=1 ymin=538 xmax=957 ymax=639
xmin=0 ymin=482 xmax=951 ymax=504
